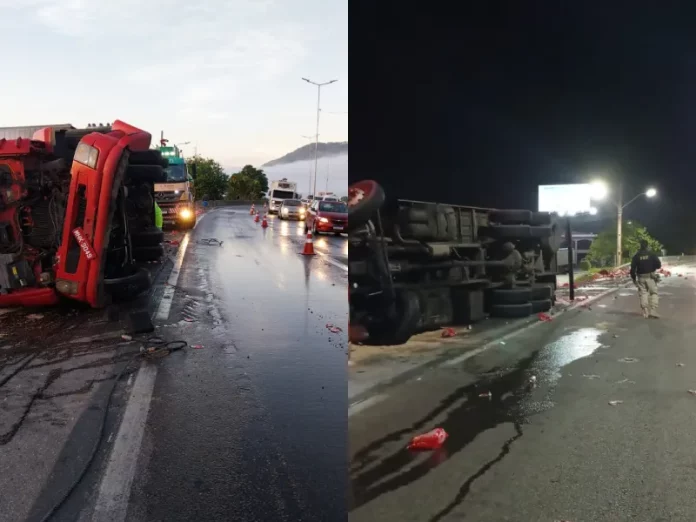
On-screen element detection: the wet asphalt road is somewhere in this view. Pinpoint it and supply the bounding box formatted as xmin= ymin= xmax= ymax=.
xmin=122 ymin=208 xmax=348 ymax=522
xmin=350 ymin=265 xmax=696 ymax=522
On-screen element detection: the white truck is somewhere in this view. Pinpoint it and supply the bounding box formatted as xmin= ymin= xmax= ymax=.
xmin=268 ymin=178 xmax=299 ymax=214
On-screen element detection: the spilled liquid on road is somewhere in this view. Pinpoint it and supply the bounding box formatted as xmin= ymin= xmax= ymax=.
xmin=350 ymin=327 xmax=605 ymax=518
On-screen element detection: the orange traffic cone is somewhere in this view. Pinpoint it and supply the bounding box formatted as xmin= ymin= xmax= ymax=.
xmin=300 ymin=232 xmax=316 ymax=255
xmin=261 ymin=214 xmax=268 ymax=228
xmin=254 ymin=213 xmax=260 ymax=223
xmin=250 ymin=204 xmax=255 ymax=215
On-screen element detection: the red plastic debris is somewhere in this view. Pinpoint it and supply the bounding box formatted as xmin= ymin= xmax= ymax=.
xmin=191 ymin=344 xmax=204 ymax=349
xmin=538 ymin=313 xmax=552 ymax=322
xmin=441 ymin=327 xmax=456 ymax=338
xmin=326 ymin=323 xmax=343 ymax=334
xmin=478 ymin=391 xmax=492 ymax=399
xmin=407 ymin=428 xmax=448 ymax=451
xmin=184 ymin=317 xmax=195 ymax=322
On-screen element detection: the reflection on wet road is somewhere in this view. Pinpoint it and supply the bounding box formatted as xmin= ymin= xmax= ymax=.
xmin=125 ymin=208 xmax=348 ymax=522
xmin=350 ymin=265 xmax=696 ymax=522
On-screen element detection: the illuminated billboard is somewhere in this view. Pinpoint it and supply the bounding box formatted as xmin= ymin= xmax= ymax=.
xmin=538 ymin=184 xmax=596 ymax=215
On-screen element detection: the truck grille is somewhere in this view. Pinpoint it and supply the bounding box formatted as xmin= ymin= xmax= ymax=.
xmin=155 ymin=191 xmax=181 ymax=203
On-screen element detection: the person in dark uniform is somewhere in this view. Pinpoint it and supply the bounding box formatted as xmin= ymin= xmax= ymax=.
xmin=630 ymin=239 xmax=662 ymax=318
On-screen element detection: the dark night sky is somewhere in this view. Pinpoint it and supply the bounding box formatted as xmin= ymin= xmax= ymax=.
xmin=350 ymin=2 xmax=696 ymax=253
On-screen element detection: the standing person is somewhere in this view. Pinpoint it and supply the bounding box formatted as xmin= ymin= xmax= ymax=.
xmin=630 ymin=239 xmax=662 ymax=318
xmin=154 ymin=200 xmax=163 ymax=230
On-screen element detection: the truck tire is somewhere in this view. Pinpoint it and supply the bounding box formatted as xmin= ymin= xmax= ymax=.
xmin=490 ymin=287 xmax=532 ymax=305
xmin=129 ymin=150 xmax=169 ymax=168
xmin=531 ymin=283 xmax=553 ymax=300
xmin=127 ymin=165 xmax=166 ymax=183
xmin=489 ymin=209 xmax=532 ymax=224
xmin=531 ymin=299 xmax=552 ymax=313
xmin=483 ymin=225 xmax=531 ymax=239
xmin=104 ymin=266 xmax=151 ymax=301
xmin=131 ymin=227 xmax=164 ymax=247
xmin=530 ymin=212 xmax=552 ymax=226
xmin=490 ymin=302 xmax=533 ymax=318
xmin=132 ymin=244 xmax=165 ymax=262
xmin=348 ymin=180 xmax=386 ymax=230
xmin=367 ymin=290 xmax=420 ymax=345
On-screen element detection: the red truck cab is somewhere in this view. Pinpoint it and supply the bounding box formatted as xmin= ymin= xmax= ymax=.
xmin=0 ymin=120 xmax=166 ymax=308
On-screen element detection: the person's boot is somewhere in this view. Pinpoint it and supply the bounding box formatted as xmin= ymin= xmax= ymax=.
xmin=649 ymin=312 xmax=660 ymax=319
xmin=642 ymin=308 xmax=649 ymax=319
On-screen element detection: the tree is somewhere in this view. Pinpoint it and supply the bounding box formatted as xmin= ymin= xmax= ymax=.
xmin=585 ymin=221 xmax=664 ymax=266
xmin=186 ymin=155 xmax=228 ymax=201
xmin=227 ymin=173 xmax=262 ymax=200
xmin=236 ymin=165 xmax=269 ymax=195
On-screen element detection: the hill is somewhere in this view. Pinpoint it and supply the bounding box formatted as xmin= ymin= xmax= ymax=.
xmin=262 ymin=142 xmax=348 ymax=167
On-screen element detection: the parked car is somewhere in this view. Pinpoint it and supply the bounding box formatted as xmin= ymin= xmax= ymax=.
xmin=278 ymin=199 xmax=306 ymax=220
xmin=305 ymin=200 xmax=348 ymax=236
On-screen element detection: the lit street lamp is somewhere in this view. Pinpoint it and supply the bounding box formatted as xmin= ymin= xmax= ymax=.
xmin=590 ymin=180 xmax=657 ymax=266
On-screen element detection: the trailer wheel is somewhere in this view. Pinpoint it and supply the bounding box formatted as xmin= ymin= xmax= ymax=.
xmin=531 ymin=299 xmax=552 ymax=313
xmin=104 ymin=266 xmax=151 ymax=301
xmin=132 ymin=244 xmax=165 ymax=262
xmin=131 ymin=227 xmax=164 ymax=247
xmin=127 ymin=165 xmax=166 ymax=183
xmin=129 ymin=149 xmax=169 ymax=168
xmin=348 ymin=180 xmax=385 ymax=230
xmin=489 ymin=209 xmax=532 ymax=224
xmin=490 ymin=287 xmax=532 ymax=305
xmin=490 ymin=302 xmax=533 ymax=318
xmin=367 ymin=290 xmax=420 ymax=345
xmin=531 ymin=283 xmax=554 ymax=300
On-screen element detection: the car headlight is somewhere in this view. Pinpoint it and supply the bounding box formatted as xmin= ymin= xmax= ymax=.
xmin=319 ymin=217 xmax=329 ymax=223
xmin=282 ymin=207 xmax=288 ymax=214
xmin=179 ymin=208 xmax=193 ymax=220
xmin=299 ymin=207 xmax=306 ymax=213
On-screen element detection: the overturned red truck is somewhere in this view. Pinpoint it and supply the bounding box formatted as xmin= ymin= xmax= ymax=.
xmin=0 ymin=120 xmax=167 ymax=308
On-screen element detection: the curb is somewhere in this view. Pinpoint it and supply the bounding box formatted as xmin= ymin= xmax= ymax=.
xmin=348 ymin=280 xmax=631 ymax=410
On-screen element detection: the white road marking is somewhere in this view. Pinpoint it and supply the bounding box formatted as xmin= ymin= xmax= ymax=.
xmin=91 ymin=363 xmax=158 ymax=522
xmin=317 ymin=252 xmax=348 ymax=272
xmin=349 ymin=394 xmax=387 ymax=417
xmin=90 ymin=210 xmax=211 ymax=520
xmin=155 ymin=232 xmax=191 ymax=321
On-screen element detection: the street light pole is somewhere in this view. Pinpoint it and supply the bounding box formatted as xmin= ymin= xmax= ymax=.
xmin=616 ymin=180 xmax=623 ymax=267
xmin=301 ymin=134 xmax=315 ymax=198
xmin=302 ymin=77 xmax=338 ymax=200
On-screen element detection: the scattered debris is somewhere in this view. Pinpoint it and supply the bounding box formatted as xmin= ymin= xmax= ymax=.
xmin=688 ymin=390 xmax=696 ymax=396
xmin=326 ymin=323 xmax=343 ymax=334
xmin=538 ymin=313 xmax=552 ymax=322
xmin=608 ymin=400 xmax=623 ymax=406
xmin=499 ymin=341 xmax=506 ymax=345
xmin=478 ymin=391 xmax=492 ymax=400
xmin=26 ymin=313 xmax=44 ymax=320
xmin=441 ymin=327 xmax=456 ymax=338
xmin=191 ymin=344 xmax=204 ymax=349
xmin=582 ymin=374 xmax=600 ymax=379
xmin=407 ymin=428 xmax=448 ymax=451
xmin=613 ymin=334 xmax=619 ymax=338
xmin=615 ymin=378 xmax=635 ymax=384
xmin=677 ymin=363 xmax=686 ymax=367
xmin=121 ymin=334 xmax=133 ymax=341
xmin=198 ymin=238 xmax=223 ymax=246
xmin=618 ymin=357 xmax=639 ymax=363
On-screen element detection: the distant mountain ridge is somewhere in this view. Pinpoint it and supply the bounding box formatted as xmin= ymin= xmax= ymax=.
xmin=262 ymin=141 xmax=348 ymax=167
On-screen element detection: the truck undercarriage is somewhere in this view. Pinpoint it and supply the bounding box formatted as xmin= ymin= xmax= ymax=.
xmin=0 ymin=120 xmax=167 ymax=308
xmin=348 ymin=180 xmax=562 ymax=345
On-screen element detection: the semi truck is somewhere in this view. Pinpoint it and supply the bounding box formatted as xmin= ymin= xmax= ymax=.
xmin=267 ymin=178 xmax=299 ymax=214
xmin=0 ymin=120 xmax=167 ymax=308
xmin=154 ymin=143 xmax=196 ymax=229
xmin=348 ymin=180 xmax=563 ymax=345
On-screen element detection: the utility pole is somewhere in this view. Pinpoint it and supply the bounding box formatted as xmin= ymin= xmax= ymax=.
xmin=616 ymin=180 xmax=623 ymax=267
xmin=302 ymin=78 xmax=338 ymax=200
xmin=301 ymin=134 xmax=315 ymax=197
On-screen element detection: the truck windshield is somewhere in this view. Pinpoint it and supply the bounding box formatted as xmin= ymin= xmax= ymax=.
xmin=165 ymin=163 xmax=187 ymax=182
xmin=271 ymin=190 xmax=295 ymax=199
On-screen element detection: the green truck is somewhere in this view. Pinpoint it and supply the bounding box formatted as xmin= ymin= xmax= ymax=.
xmin=155 ymin=144 xmax=196 ymax=229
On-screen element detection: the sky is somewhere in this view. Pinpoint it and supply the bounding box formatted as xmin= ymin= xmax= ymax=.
xmin=351 ymin=3 xmax=696 ymax=253
xmin=1 ymin=0 xmax=347 ymax=171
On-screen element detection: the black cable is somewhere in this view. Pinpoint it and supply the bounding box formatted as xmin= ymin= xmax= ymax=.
xmin=38 ymin=336 xmax=186 ymax=522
